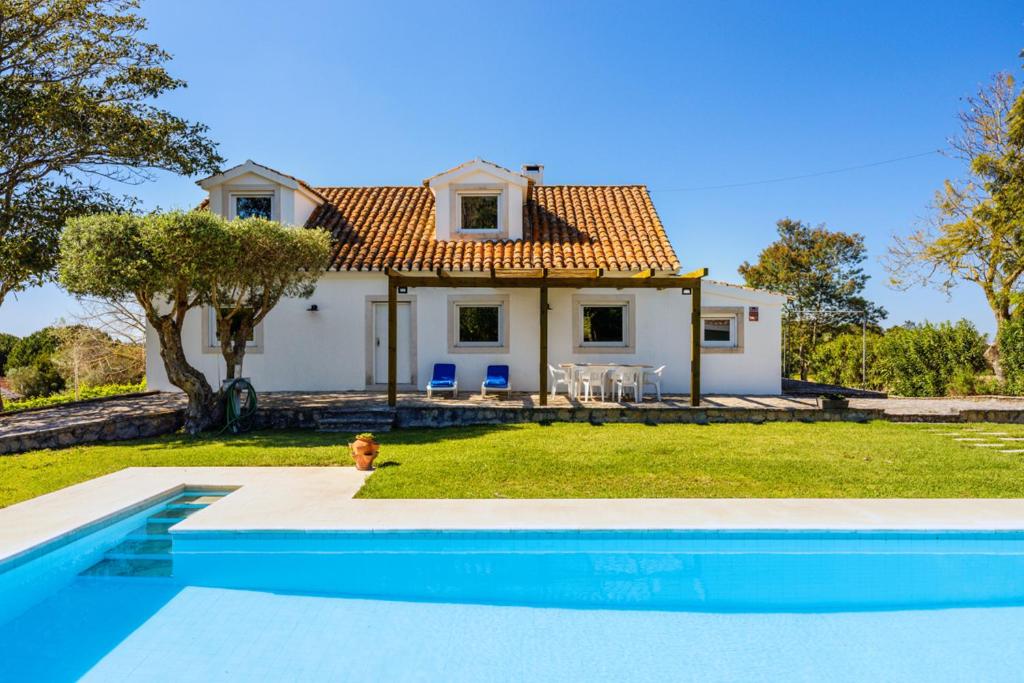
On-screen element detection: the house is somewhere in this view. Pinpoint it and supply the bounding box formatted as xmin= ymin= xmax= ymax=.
xmin=145 ymin=159 xmax=786 ymax=399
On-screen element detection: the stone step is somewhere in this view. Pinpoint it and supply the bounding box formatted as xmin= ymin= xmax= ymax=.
xmin=317 ymin=421 xmax=393 ymax=434
xmin=130 ymin=522 xmax=176 ymax=537
xmin=108 ymin=539 xmax=172 ymax=556
xmin=80 ymin=558 xmax=173 ymax=578
xmin=315 ymin=410 xmax=395 ymax=433
xmin=148 ymin=506 xmax=202 ymax=522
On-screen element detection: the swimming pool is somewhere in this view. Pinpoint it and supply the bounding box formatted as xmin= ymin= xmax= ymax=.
xmin=4 ymin=496 xmax=1024 ymax=681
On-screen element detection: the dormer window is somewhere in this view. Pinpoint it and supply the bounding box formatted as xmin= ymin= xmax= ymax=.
xmin=231 ymin=193 xmax=273 ymax=220
xmin=457 ymin=191 xmax=503 ymax=232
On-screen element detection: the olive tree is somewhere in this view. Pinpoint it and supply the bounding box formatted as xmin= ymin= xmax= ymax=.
xmin=209 ymin=218 xmax=331 ymax=379
xmin=59 ymin=211 xmax=231 ymax=432
xmin=59 ymin=211 xmax=332 ymax=432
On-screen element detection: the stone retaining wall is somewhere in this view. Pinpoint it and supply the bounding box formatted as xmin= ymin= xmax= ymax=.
xmin=0 ymin=409 xmax=184 ymax=455
xmin=247 ymin=404 xmax=884 ymax=431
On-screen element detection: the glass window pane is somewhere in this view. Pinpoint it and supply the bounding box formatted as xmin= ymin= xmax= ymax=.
xmin=582 ymin=306 xmax=625 ymax=343
xmin=703 ymin=318 xmax=732 ymax=342
xmin=235 ymin=196 xmax=272 ymax=219
xmin=461 ymin=195 xmax=499 ymax=230
xmin=213 ymin=308 xmax=256 ymax=343
xmin=459 ymin=306 xmax=500 ymax=343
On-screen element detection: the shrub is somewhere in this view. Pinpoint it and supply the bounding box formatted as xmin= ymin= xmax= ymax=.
xmin=810 ymin=332 xmax=882 ymax=389
xmin=6 ymin=360 xmax=66 ymax=398
xmin=998 ymin=317 xmax=1024 ymax=394
xmin=0 ymin=333 xmax=19 ymax=375
xmin=7 ymin=328 xmax=61 ymax=370
xmin=2 ymin=381 xmax=146 ymax=412
xmin=873 ymin=320 xmax=988 ymax=396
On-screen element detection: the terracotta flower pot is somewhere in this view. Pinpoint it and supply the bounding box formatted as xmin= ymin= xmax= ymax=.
xmin=350 ymin=438 xmax=380 ymax=471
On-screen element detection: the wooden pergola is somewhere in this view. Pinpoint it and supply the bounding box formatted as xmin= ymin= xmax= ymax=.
xmin=385 ymin=267 xmax=709 ymax=408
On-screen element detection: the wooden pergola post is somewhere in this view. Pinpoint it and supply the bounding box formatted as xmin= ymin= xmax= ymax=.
xmin=690 ymin=279 xmax=701 ymax=407
xmin=539 ymin=286 xmax=548 ymax=406
xmin=387 ymin=275 xmax=397 ymax=407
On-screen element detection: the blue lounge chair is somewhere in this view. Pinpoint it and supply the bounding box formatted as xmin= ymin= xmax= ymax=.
xmin=426 ymin=363 xmax=458 ymax=399
xmin=481 ymin=365 xmax=511 ymax=399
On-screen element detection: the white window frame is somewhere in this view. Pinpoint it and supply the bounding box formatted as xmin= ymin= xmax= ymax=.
xmin=228 ymin=192 xmax=274 ymax=220
xmin=700 ymin=306 xmax=745 ymax=354
xmin=572 ymin=294 xmax=636 ymax=354
xmin=701 ymin=317 xmax=736 ymax=347
xmin=455 ymin=189 xmax=504 ymax=234
xmin=447 ymin=295 xmax=510 ymax=353
xmin=202 ymin=306 xmax=264 ymax=354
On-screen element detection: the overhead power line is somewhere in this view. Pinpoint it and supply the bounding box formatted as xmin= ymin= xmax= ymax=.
xmin=649 ymin=149 xmax=943 ymax=193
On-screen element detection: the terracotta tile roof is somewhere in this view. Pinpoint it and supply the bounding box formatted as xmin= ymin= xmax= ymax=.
xmin=307 ymin=185 xmax=681 ymax=273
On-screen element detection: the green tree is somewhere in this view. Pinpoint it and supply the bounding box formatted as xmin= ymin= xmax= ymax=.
xmin=887 ymin=71 xmax=1024 ymax=377
xmin=0 ymin=332 xmax=19 ymax=375
xmin=59 ymin=211 xmax=331 ymax=432
xmin=739 ymin=218 xmax=886 ymax=380
xmin=209 ymin=218 xmax=331 ymax=379
xmin=59 ymin=211 xmax=233 ymax=432
xmin=7 ymin=327 xmax=61 ymax=370
xmin=0 ymin=0 xmax=221 ymax=310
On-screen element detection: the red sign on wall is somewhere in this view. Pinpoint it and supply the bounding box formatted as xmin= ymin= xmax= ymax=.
xmin=748 ymin=306 xmax=759 ymax=322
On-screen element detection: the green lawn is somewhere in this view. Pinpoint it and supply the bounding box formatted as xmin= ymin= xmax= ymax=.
xmin=3 ymin=421 xmax=1024 ymax=507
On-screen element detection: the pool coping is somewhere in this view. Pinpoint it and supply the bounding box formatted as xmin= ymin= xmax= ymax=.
xmin=6 ymin=467 xmax=1024 ymax=565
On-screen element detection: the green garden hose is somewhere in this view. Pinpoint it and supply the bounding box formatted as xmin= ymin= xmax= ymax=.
xmin=223 ymin=377 xmax=258 ymax=434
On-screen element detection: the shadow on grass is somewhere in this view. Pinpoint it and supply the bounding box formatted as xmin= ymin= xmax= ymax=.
xmin=128 ymin=423 xmax=533 ymax=452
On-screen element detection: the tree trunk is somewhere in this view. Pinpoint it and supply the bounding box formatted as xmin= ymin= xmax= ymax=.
xmin=988 ymin=298 xmax=1010 ymax=381
xmin=218 ymin=320 xmax=252 ymax=381
xmin=156 ymin=318 xmax=221 ymax=433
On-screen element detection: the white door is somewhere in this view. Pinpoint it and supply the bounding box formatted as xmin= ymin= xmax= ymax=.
xmin=373 ymin=302 xmax=411 ymax=385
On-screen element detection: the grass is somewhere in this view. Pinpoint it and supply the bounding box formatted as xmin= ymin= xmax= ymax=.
xmin=3 ymin=421 xmax=1024 ymax=507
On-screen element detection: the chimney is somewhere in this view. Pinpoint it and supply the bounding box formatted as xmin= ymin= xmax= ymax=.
xmin=521 ymin=163 xmax=544 ymax=186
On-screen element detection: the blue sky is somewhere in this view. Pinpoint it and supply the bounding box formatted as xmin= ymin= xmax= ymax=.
xmin=3 ymin=0 xmax=1023 ymax=337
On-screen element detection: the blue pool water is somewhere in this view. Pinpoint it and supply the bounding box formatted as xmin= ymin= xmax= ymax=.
xmin=5 ymin=497 xmax=1024 ymax=681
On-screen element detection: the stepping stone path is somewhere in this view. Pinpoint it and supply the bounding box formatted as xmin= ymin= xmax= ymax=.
xmin=927 ymin=428 xmax=1024 ymax=454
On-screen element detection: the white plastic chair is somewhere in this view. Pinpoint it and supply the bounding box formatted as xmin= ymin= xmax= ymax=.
xmin=612 ymin=368 xmax=640 ymax=402
xmin=580 ymin=367 xmax=609 ymax=402
xmin=549 ymin=364 xmax=571 ymax=398
xmin=641 ymin=365 xmax=665 ymax=402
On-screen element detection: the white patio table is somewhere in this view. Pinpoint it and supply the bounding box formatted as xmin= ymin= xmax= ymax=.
xmin=559 ymin=363 xmax=652 ymax=402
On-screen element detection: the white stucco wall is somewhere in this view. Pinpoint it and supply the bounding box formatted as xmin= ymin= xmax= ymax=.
xmin=146 ymin=275 xmax=784 ymax=395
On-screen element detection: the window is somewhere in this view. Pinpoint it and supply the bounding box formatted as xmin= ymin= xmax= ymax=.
xmin=573 ymin=295 xmax=635 ymax=353
xmin=581 ymin=306 xmax=626 ymax=345
xmin=702 ymin=318 xmax=735 ymax=346
xmin=204 ymin=307 xmax=262 ymax=352
xmin=459 ymin=193 xmax=499 ymax=231
xmin=447 ymin=295 xmax=509 ymax=352
xmin=233 ymin=195 xmax=272 ymax=220
xmin=700 ymin=306 xmax=745 ymax=353
xmin=458 ymin=306 xmax=500 ymax=344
